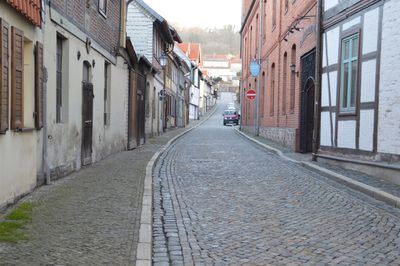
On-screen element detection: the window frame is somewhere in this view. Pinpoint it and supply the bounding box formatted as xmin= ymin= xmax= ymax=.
xmin=98 ymin=0 xmax=107 ymax=17
xmin=338 ymin=31 xmax=360 ymax=115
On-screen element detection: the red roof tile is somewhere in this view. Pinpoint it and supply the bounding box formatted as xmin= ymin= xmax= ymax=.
xmin=6 ymin=0 xmax=41 ymax=28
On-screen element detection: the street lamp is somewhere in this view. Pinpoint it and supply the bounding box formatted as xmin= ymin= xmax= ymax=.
xmin=159 ymin=53 xmax=168 ymax=132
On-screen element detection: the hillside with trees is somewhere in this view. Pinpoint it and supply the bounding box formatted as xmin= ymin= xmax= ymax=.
xmin=177 ymin=25 xmax=240 ymax=55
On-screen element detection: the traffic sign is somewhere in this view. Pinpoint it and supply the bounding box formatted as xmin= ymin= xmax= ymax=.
xmin=250 ymin=59 xmax=261 ymax=77
xmin=246 ymin=89 xmax=256 ymax=100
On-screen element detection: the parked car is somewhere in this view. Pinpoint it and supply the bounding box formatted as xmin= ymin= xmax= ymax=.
xmin=223 ymin=110 xmax=240 ymax=125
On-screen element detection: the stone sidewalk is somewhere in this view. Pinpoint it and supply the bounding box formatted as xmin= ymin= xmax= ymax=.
xmin=0 ymin=116 xmax=206 ymax=265
xmin=236 ymin=127 xmax=400 ymax=210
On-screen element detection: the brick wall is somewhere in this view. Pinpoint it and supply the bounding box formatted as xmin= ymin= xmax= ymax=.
xmin=241 ymin=0 xmax=317 ymax=151
xmin=50 ymin=0 xmax=120 ymax=54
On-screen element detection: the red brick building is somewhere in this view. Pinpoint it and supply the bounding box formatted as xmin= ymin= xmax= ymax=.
xmin=241 ymin=0 xmax=317 ymax=152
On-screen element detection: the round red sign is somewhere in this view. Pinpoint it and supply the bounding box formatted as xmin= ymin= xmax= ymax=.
xmin=246 ymin=89 xmax=256 ymax=100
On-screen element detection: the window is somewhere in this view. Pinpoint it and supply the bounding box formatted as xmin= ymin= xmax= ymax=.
xmin=290 ymin=45 xmax=296 ymax=112
xmin=11 ymin=26 xmax=24 ymax=129
xmin=0 ymin=19 xmax=10 ymax=133
xmin=285 ymin=0 xmax=289 ymax=13
xmin=56 ymin=36 xmax=63 ymax=123
xmin=272 ymin=0 xmax=277 ymax=28
xmin=282 ymin=52 xmax=288 ymax=114
xmin=263 ymin=0 xmax=267 ymax=42
xmin=99 ymin=0 xmax=107 ymax=16
xmin=340 ymin=34 xmax=359 ymax=113
xmin=270 ymin=63 xmax=275 ymax=116
xmin=104 ymin=61 xmax=111 ymax=126
xmin=260 ymin=72 xmax=265 ymax=117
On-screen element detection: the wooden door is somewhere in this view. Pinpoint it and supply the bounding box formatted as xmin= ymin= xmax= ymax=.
xmin=82 ymin=62 xmax=93 ymax=165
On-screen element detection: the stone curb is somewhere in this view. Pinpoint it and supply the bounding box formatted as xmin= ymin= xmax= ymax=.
xmin=234 ymin=128 xmax=400 ymax=210
xmin=135 ymin=107 xmax=217 ymax=266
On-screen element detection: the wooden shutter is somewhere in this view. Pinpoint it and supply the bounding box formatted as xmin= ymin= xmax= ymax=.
xmin=11 ymin=26 xmax=24 ymax=130
xmin=0 ymin=19 xmax=9 ymax=133
xmin=35 ymin=41 xmax=43 ymax=129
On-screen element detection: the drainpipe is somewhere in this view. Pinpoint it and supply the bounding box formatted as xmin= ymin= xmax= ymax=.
xmin=41 ymin=3 xmax=50 ymax=185
xmin=312 ymin=0 xmax=323 ymax=161
xmin=255 ymin=0 xmax=263 ymax=136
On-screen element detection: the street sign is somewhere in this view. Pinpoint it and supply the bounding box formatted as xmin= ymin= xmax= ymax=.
xmin=250 ymin=59 xmax=260 ymax=77
xmin=246 ymin=89 xmax=256 ymax=100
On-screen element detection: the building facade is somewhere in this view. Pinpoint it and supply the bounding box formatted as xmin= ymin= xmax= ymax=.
xmin=43 ymin=0 xmax=129 ymax=178
xmin=316 ymin=0 xmax=400 ymax=182
xmin=0 ymin=0 xmax=44 ymax=208
xmin=127 ymin=0 xmax=178 ymax=135
xmin=241 ymin=0 xmax=317 ymax=152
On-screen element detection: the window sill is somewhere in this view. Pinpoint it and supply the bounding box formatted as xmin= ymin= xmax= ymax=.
xmin=13 ymin=127 xmax=36 ymax=133
xmin=99 ymin=9 xmax=107 ymax=19
xmin=338 ymin=111 xmax=356 ymax=117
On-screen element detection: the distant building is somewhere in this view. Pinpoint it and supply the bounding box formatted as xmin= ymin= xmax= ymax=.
xmin=201 ymin=54 xmax=241 ymax=82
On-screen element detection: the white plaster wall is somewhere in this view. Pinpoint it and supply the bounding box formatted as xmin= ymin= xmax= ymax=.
xmin=126 ymin=4 xmax=154 ymax=60
xmin=321 ymin=71 xmax=337 ymax=107
xmin=320 ymin=112 xmax=334 ymax=146
xmin=342 ymin=16 xmax=361 ymax=30
xmin=154 ymin=75 xmax=163 ymax=134
xmin=359 ymin=110 xmax=374 ymax=151
xmin=360 ymin=59 xmax=376 ymax=103
xmin=337 ymin=120 xmax=356 ymax=149
xmin=378 ymin=0 xmax=400 ymax=155
xmin=323 ymin=27 xmax=340 ymax=68
xmin=363 ymin=8 xmax=379 ymax=55
xmin=324 ymin=0 xmax=339 ymax=11
xmin=0 ymin=2 xmax=43 ymax=206
xmin=45 ymin=17 xmax=128 ymax=173
xmin=93 ymin=57 xmax=129 ymax=161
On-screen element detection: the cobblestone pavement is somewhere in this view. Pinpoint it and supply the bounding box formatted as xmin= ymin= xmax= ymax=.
xmin=0 ymin=124 xmax=196 ymax=266
xmin=153 ymin=104 xmax=400 ymax=265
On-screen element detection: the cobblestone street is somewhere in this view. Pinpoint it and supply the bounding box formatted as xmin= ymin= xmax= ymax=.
xmin=153 ymin=103 xmax=400 ymax=265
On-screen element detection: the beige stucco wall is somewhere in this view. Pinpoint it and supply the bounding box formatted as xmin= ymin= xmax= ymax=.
xmin=44 ymin=7 xmax=129 ymax=177
xmin=0 ymin=2 xmax=43 ymax=207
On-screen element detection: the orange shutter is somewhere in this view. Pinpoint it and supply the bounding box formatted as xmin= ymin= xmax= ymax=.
xmin=35 ymin=41 xmax=43 ymax=129
xmin=0 ymin=19 xmax=10 ymax=133
xmin=11 ymin=26 xmax=24 ymax=130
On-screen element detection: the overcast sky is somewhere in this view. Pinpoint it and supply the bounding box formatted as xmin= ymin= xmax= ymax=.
xmin=143 ymin=0 xmax=242 ymax=30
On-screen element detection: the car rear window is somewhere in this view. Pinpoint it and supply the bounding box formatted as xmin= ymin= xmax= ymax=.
xmin=224 ymin=110 xmax=237 ymax=115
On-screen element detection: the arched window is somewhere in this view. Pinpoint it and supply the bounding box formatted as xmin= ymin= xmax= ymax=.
xmin=261 ymin=71 xmax=265 ymax=117
xmin=290 ymin=45 xmax=296 ymax=112
xmin=282 ymin=52 xmax=288 ymax=114
xmin=270 ymin=63 xmax=275 ymax=116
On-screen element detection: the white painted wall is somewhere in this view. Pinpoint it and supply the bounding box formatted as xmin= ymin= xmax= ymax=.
xmin=378 ymin=0 xmax=400 ymax=155
xmin=45 ymin=11 xmax=129 ymax=175
xmin=321 ymin=71 xmax=337 ymax=107
xmin=363 ymin=8 xmax=379 ymax=55
xmin=360 ymin=59 xmax=376 ymax=103
xmin=0 ymin=2 xmax=43 ymax=207
xmin=324 ymin=0 xmax=339 ymax=11
xmin=323 ymin=27 xmax=339 ymax=68
xmin=342 ymin=16 xmax=361 ymax=30
xmin=337 ymin=121 xmax=356 ymax=149
xmin=320 ymin=112 xmax=334 ymax=147
xmin=359 ymin=110 xmax=374 ymax=151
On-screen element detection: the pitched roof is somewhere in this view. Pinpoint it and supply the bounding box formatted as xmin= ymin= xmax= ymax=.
xmin=177 ymin=43 xmax=202 ymax=63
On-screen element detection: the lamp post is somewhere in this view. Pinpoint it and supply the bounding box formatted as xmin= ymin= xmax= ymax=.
xmin=159 ymin=53 xmax=167 ymax=132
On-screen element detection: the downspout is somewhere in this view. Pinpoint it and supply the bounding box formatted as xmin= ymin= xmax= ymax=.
xmin=312 ymin=0 xmax=323 ymax=161
xmin=255 ymin=0 xmax=263 ymax=136
xmin=42 ymin=1 xmax=50 ymax=185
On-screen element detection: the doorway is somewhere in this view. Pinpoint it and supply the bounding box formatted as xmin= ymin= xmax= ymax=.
xmin=81 ymin=61 xmax=93 ymax=165
xmin=300 ymin=50 xmax=316 ymax=153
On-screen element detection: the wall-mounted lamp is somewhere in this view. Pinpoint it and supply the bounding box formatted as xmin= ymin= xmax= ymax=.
xmin=92 ymin=59 xmax=96 ymax=68
xmin=77 ymin=51 xmax=81 ymax=60
xmin=159 ymin=53 xmax=168 ymax=68
xmin=290 ymin=64 xmax=299 ymax=76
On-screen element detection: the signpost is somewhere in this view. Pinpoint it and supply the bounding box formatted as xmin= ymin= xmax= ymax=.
xmin=246 ymin=89 xmax=256 ymax=100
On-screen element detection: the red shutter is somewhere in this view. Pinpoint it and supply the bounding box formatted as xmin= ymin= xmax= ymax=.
xmin=35 ymin=41 xmax=43 ymax=129
xmin=11 ymin=26 xmax=24 ymax=130
xmin=0 ymin=19 xmax=10 ymax=133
